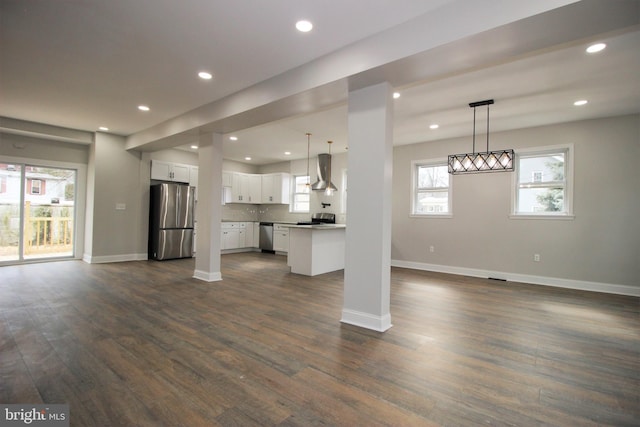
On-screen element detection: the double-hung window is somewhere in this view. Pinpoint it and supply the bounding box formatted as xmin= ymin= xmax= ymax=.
xmin=412 ymin=160 xmax=451 ymax=216
xmin=291 ymin=175 xmax=310 ymax=213
xmin=512 ymin=145 xmax=573 ymax=218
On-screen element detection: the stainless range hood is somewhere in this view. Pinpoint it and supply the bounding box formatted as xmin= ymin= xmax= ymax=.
xmin=311 ymin=153 xmax=338 ymax=192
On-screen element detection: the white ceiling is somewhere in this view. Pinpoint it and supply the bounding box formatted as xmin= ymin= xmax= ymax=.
xmin=1 ymin=1 xmax=639 ymax=165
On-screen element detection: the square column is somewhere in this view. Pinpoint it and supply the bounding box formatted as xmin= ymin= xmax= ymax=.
xmin=193 ymin=133 xmax=223 ymax=281
xmin=342 ymin=82 xmax=393 ymax=332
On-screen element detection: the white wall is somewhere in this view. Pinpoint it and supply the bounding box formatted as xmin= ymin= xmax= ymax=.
xmin=392 ymin=114 xmax=640 ymax=292
xmin=0 ymin=133 xmax=89 ymax=164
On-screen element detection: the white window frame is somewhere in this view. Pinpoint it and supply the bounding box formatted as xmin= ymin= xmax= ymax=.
xmin=510 ymin=144 xmax=574 ymax=220
xmin=290 ymin=174 xmax=310 ymax=213
xmin=30 ymin=179 xmax=42 ymax=194
xmin=410 ymin=159 xmax=452 ymax=218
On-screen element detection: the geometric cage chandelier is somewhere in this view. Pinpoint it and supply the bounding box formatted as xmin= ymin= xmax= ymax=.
xmin=448 ymin=99 xmax=514 ymax=174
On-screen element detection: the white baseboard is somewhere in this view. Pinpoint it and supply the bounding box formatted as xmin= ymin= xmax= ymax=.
xmin=341 ymin=309 xmax=392 ymax=332
xmin=193 ymin=270 xmax=223 ymax=282
xmin=83 ymin=253 xmax=148 ymax=264
xmin=391 ymin=259 xmax=640 ymax=297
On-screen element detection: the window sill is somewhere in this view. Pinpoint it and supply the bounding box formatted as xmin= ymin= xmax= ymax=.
xmin=509 ymin=213 xmax=575 ymax=220
xmin=410 ymin=213 xmax=453 ymax=219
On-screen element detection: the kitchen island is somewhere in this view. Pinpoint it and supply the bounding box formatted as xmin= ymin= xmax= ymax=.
xmin=285 ymin=224 xmax=346 ymax=276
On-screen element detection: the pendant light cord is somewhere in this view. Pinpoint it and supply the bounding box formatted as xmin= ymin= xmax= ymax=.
xmin=486 ymin=103 xmax=490 ymax=152
xmin=472 ymin=106 xmax=477 ymax=153
xmin=306 ymin=133 xmax=311 ymax=186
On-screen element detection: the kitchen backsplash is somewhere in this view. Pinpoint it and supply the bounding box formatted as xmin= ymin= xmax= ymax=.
xmin=221 ymin=204 xmax=259 ymax=222
xmin=222 ymin=204 xmax=343 ymax=223
xmin=257 ymin=205 xmax=308 ymax=223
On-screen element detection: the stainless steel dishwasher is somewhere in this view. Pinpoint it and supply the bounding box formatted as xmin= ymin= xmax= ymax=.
xmin=259 ymin=222 xmax=274 ymax=253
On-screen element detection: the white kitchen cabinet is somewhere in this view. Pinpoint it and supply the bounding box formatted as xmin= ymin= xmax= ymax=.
xmin=222 ymin=171 xmax=233 ymax=188
xmin=248 ymin=174 xmax=262 ymax=203
xmin=230 ymin=172 xmax=262 ymax=203
xmin=221 ymin=229 xmax=239 ymax=250
xmin=238 ymin=228 xmax=246 ymax=249
xmin=224 ymin=171 xmax=290 ymax=204
xmin=231 ymin=173 xmax=249 ymax=203
xmin=151 ymin=160 xmax=190 ymax=183
xmin=261 ymin=173 xmax=290 ymax=204
xmin=243 ymin=222 xmax=254 ymax=248
xmin=221 ymin=222 xmax=240 ymax=249
xmin=273 ymin=224 xmax=290 ymax=253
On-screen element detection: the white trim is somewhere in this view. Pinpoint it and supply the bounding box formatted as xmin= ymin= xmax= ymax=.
xmin=290 ymin=174 xmax=311 ymax=214
xmin=341 ymin=309 xmax=392 ymax=332
xmin=509 ymin=214 xmax=575 ymax=220
xmin=0 ymin=154 xmax=87 ymax=262
xmin=409 ymin=214 xmax=453 ymax=219
xmin=193 ymin=269 xmax=223 ymax=282
xmin=391 ymin=259 xmax=640 ymax=297
xmin=411 ymin=158 xmax=452 ymax=216
xmin=511 ymin=143 xmax=574 ymax=217
xmin=83 ymin=252 xmax=148 ymax=264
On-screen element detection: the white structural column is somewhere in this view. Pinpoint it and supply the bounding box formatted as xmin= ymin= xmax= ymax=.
xmin=342 ymin=82 xmax=393 ymax=332
xmin=193 ymin=133 xmax=223 ymax=282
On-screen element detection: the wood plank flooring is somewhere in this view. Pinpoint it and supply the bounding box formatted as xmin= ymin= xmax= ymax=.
xmin=1 ymin=253 xmax=638 ymax=426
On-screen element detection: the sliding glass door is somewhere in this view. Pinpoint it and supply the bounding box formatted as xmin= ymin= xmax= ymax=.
xmin=0 ymin=162 xmax=76 ymax=263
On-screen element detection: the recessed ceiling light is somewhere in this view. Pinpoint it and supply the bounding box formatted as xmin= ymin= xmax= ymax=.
xmin=138 ymin=105 xmax=150 ymax=111
xmin=98 ymin=126 xmax=109 ymax=131
xmin=284 ymin=151 xmax=291 ymax=156
xmin=190 ymin=145 xmax=198 ymax=149
xmin=296 ymin=20 xmax=313 ymax=32
xmin=244 ymin=156 xmax=252 ymax=161
xmin=198 ymin=71 xmax=213 ymax=80
xmin=229 ymin=136 xmax=238 ymax=141
xmin=573 ymin=99 xmax=588 ymax=106
xmin=586 ymin=43 xmax=606 ymax=54
xmin=393 ymin=92 xmax=401 ymax=99
xmin=429 ymin=124 xmax=439 ymax=129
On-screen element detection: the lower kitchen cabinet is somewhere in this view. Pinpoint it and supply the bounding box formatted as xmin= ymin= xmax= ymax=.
xmin=221 ymin=229 xmax=239 ymax=250
xmin=273 ymin=224 xmax=290 ymax=253
xmin=221 ymin=222 xmax=258 ymax=251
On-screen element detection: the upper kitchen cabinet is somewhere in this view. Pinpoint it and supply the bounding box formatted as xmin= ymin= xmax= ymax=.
xmin=151 ymin=160 xmax=190 ymax=183
xmin=222 ymin=171 xmax=233 ymax=188
xmin=226 ymin=171 xmax=289 ymax=204
xmin=248 ymin=174 xmax=262 ymax=204
xmin=230 ymin=172 xmax=261 ymax=203
xmin=262 ymin=173 xmax=290 ymax=204
xmin=231 ymin=173 xmax=249 ymax=203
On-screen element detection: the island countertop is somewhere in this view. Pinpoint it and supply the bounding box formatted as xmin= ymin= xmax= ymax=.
xmin=280 ymin=223 xmax=346 ymax=230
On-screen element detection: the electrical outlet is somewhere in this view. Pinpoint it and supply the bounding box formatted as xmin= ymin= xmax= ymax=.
xmin=429 ymin=246 xmax=435 ymax=253
xmin=534 ymin=254 xmax=540 ymax=262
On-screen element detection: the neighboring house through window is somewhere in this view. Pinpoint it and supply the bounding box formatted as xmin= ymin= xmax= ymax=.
xmin=512 ymin=144 xmax=573 ymax=217
xmin=411 ymin=160 xmax=451 ymax=216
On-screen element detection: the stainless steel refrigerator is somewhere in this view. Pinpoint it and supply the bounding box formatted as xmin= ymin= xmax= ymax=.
xmin=149 ymin=183 xmax=195 ymax=260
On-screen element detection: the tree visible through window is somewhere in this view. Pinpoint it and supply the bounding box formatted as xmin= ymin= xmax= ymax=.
xmin=515 ymin=147 xmax=571 ymax=215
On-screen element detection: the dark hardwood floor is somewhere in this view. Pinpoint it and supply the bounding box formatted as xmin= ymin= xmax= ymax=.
xmin=1 ymin=253 xmax=638 ymax=426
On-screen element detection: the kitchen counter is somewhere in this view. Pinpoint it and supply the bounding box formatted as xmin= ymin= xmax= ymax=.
xmin=282 ymin=223 xmax=346 ymax=230
xmin=285 ymin=224 xmax=346 ymax=276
